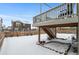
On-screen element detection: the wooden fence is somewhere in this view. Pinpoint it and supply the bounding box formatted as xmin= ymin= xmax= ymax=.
xmin=0 ymin=32 xmax=5 ymax=48
xmin=0 ymin=28 xmax=76 ymax=48
xmin=2 ymin=28 xmax=76 ymax=37
xmin=4 ymin=30 xmax=44 ymax=37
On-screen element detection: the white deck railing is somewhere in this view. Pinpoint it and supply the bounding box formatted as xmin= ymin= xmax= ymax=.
xmin=33 ymin=3 xmax=77 ymax=23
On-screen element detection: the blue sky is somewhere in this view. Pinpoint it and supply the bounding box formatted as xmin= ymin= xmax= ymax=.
xmin=0 ymin=3 xmax=61 ymax=27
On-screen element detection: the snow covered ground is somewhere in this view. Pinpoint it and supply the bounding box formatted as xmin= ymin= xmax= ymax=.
xmin=0 ymin=33 xmax=77 ymax=55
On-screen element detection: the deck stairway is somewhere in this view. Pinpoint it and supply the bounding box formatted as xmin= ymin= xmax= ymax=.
xmin=42 ymin=27 xmax=56 ymax=39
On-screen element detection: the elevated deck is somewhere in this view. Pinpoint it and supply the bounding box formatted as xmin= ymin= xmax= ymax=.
xmin=33 ymin=16 xmax=78 ymax=27
xmin=32 ymin=3 xmax=79 ymax=54
xmin=33 ymin=3 xmax=78 ymax=27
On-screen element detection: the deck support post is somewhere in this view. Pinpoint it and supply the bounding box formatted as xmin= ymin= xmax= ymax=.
xmin=55 ymin=27 xmax=57 ymax=38
xmin=78 ymin=17 xmax=79 ymax=55
xmin=78 ymin=14 xmax=79 ymax=55
xmin=76 ymin=26 xmax=79 ymax=55
xmin=77 ymin=3 xmax=79 ymax=55
xmin=38 ymin=27 xmax=41 ymax=43
xmin=77 ymin=19 xmax=79 ymax=55
xmin=76 ymin=26 xmax=78 ymax=42
xmin=76 ymin=26 xmax=78 ymax=55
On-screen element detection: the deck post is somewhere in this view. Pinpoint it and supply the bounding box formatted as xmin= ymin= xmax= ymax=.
xmin=76 ymin=3 xmax=79 ymax=55
xmin=77 ymin=26 xmax=79 ymax=55
xmin=76 ymin=26 xmax=78 ymax=42
xmin=77 ymin=18 xmax=79 ymax=55
xmin=55 ymin=27 xmax=57 ymax=38
xmin=78 ymin=15 xmax=79 ymax=55
xmin=76 ymin=26 xmax=78 ymax=55
xmin=38 ymin=27 xmax=41 ymax=43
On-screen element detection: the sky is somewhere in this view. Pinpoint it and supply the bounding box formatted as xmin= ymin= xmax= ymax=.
xmin=0 ymin=3 xmax=61 ymax=27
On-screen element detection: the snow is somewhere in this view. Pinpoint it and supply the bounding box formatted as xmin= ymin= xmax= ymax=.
xmin=43 ymin=42 xmax=69 ymax=54
xmin=0 ymin=33 xmax=77 ymax=55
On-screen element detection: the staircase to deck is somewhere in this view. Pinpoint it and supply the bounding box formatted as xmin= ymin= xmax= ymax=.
xmin=42 ymin=27 xmax=56 ymax=39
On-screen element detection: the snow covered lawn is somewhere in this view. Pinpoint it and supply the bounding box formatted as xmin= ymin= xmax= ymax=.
xmin=0 ymin=33 xmax=76 ymax=55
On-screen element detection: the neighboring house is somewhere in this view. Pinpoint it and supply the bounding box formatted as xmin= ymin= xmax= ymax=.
xmin=4 ymin=26 xmax=12 ymax=31
xmin=0 ymin=17 xmax=3 ymax=32
xmin=12 ymin=20 xmax=31 ymax=31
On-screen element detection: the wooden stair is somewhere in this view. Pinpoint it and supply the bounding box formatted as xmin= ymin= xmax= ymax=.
xmin=42 ymin=27 xmax=56 ymax=39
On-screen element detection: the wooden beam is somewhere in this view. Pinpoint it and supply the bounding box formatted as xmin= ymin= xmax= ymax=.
xmin=55 ymin=27 xmax=57 ymax=37
xmin=42 ymin=27 xmax=56 ymax=39
xmin=77 ymin=3 xmax=79 ymax=55
xmin=51 ymin=27 xmax=57 ymax=38
xmin=40 ymin=22 xmax=78 ymax=28
xmin=77 ymin=19 xmax=79 ymax=55
xmin=76 ymin=26 xmax=78 ymax=41
xmin=38 ymin=27 xmax=41 ymax=43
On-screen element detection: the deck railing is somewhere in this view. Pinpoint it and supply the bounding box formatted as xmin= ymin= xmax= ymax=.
xmin=33 ymin=3 xmax=77 ymax=23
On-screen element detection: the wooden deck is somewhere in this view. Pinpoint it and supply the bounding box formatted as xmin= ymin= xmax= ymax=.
xmin=33 ymin=16 xmax=78 ymax=27
xmin=33 ymin=3 xmax=79 ymax=54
